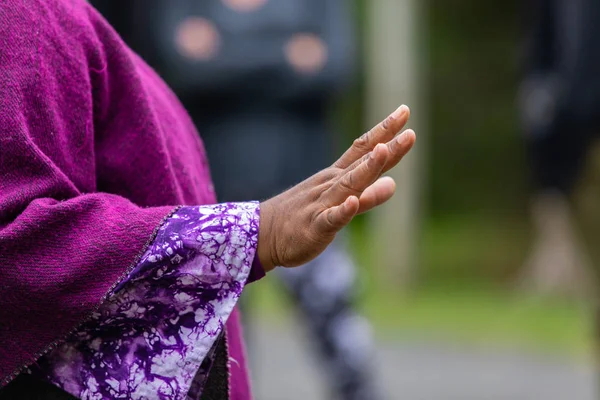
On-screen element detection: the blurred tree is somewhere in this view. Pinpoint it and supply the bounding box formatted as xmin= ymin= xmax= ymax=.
xmin=428 ymin=0 xmax=524 ymax=217
xmin=420 ymin=0 xmax=532 ymax=287
xmin=343 ymin=0 xmax=548 ymax=289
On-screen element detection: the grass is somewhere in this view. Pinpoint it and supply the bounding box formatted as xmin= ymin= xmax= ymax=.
xmin=245 ymin=214 xmax=594 ymax=362
xmin=247 ymin=278 xmax=593 ymax=361
xmin=363 ymin=286 xmax=593 ymax=360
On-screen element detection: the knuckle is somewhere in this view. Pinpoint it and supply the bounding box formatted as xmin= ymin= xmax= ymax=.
xmin=382 ymin=116 xmax=394 ymax=130
xmin=325 ymin=167 xmax=342 ymax=181
xmin=315 ymin=172 xmax=340 ymax=193
xmin=342 ymin=173 xmax=355 ymax=190
xmin=347 ymin=153 xmax=370 ymax=172
xmin=353 ymin=131 xmax=370 ymax=149
xmin=388 ymin=137 xmax=398 ymax=152
xmin=362 ymin=152 xmax=372 ymax=164
xmin=324 ymin=209 xmax=343 ymax=233
xmin=339 ymin=174 xmax=361 ymax=195
xmin=326 ymin=208 xmax=336 ymax=227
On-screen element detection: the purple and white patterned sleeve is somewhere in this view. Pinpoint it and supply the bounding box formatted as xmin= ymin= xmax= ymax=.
xmin=29 ymin=202 xmax=262 ymax=400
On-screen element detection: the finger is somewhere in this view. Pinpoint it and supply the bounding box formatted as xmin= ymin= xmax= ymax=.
xmin=327 ymin=143 xmax=388 ymax=203
xmin=345 ymin=129 xmax=416 ymax=173
xmin=382 ymin=129 xmax=416 ymax=174
xmin=357 ymin=176 xmax=396 ymax=214
xmin=317 ymin=195 xmax=360 ymax=233
xmin=334 ymin=105 xmax=410 ymax=169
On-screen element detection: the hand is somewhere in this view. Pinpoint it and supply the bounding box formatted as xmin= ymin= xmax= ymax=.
xmin=257 ymin=105 xmax=415 ymax=271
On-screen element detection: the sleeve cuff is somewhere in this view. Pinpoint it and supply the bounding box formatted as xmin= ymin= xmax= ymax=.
xmin=248 ymin=254 xmax=266 ymax=283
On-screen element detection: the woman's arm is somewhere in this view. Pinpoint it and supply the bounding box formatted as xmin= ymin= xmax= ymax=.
xmin=30 ymin=203 xmax=262 ymax=399
xmin=24 ymin=104 xmax=415 ymax=399
xmin=0 ymin=0 xmax=415 ymax=390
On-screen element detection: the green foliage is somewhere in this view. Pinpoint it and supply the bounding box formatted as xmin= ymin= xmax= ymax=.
xmin=428 ymin=0 xmax=526 ymax=216
xmin=317 ymin=0 xmax=593 ymax=355
xmin=337 ymin=0 xmax=535 ymax=288
xmin=248 ymin=277 xmax=592 ymax=359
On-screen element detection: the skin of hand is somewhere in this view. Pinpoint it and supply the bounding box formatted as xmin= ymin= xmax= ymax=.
xmin=257 ymin=105 xmax=415 ymax=272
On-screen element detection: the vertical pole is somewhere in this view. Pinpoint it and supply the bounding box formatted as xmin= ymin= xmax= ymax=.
xmin=365 ymin=0 xmax=426 ymax=288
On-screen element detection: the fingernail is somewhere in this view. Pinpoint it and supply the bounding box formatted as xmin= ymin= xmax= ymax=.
xmin=398 ymin=131 xmax=406 ymax=143
xmin=346 ymin=196 xmax=357 ymax=210
xmin=397 ymin=129 xmax=413 ymax=144
xmin=391 ymin=104 xmax=408 ymax=119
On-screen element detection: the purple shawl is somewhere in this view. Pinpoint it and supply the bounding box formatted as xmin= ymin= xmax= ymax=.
xmin=0 ymin=0 xmax=230 ymax=386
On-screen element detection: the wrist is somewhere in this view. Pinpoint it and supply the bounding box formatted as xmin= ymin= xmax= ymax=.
xmin=257 ymin=199 xmax=277 ymax=272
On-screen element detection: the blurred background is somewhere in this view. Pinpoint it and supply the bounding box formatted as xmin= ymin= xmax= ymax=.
xmin=94 ymin=0 xmax=600 ymax=398
xmin=244 ymin=0 xmax=598 ymax=398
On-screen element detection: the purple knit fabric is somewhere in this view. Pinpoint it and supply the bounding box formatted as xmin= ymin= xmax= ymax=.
xmin=0 ymin=0 xmax=254 ymax=396
xmin=31 ymin=203 xmax=260 ymax=399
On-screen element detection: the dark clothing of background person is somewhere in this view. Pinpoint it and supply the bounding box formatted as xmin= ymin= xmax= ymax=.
xmin=517 ymin=0 xmax=600 ymax=298
xmin=521 ymin=0 xmax=600 ymax=194
xmin=92 ymin=1 xmax=383 ymax=399
xmin=94 ymin=0 xmax=353 ymax=200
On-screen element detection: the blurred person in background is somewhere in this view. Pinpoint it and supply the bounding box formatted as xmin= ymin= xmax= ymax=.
xmin=519 ymin=0 xmax=600 ymax=296
xmin=91 ymin=0 xmax=384 ymax=399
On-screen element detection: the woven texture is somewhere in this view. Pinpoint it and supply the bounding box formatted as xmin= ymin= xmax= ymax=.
xmin=0 ymin=0 xmax=216 ymax=384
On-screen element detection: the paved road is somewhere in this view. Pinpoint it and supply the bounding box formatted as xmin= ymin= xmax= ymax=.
xmin=248 ymin=321 xmax=595 ymax=400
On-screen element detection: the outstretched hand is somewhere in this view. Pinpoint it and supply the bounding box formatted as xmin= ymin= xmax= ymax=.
xmin=257 ymin=105 xmax=415 ymax=271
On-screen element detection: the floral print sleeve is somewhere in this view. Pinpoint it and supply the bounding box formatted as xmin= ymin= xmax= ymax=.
xmin=29 ymin=202 xmax=261 ymax=400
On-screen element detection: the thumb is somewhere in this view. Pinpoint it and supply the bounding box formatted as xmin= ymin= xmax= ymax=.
xmin=317 ymin=195 xmax=360 ymax=234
